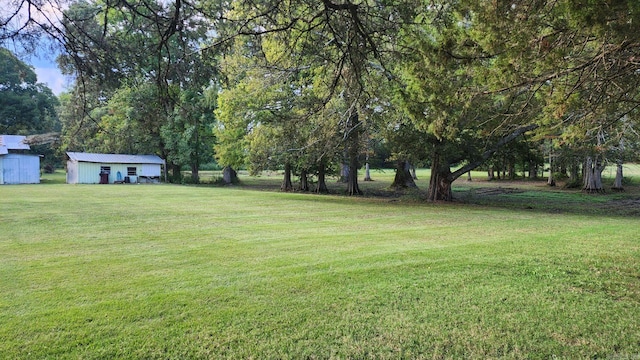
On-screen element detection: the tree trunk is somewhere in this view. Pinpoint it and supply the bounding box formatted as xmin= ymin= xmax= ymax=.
xmin=345 ymin=111 xmax=361 ymax=196
xmin=170 ymin=162 xmax=182 ymax=183
xmin=583 ymin=156 xmax=605 ymax=193
xmin=528 ymin=160 xmax=537 ymax=179
xmin=547 ymin=173 xmax=555 ymax=187
xmin=347 ymin=171 xmax=361 ymax=195
xmin=316 ymin=162 xmax=329 ymax=193
xmin=467 ymin=171 xmax=472 ymax=182
xmin=191 ymin=163 xmax=199 ymax=184
xmin=338 ymin=163 xmax=349 ymax=183
xmin=191 ymin=133 xmax=200 ymax=184
xmin=547 ymin=152 xmax=555 ymax=187
xmin=612 ymin=160 xmax=624 ymax=191
xmin=391 ymin=160 xmax=417 ymax=189
xmin=281 ymin=162 xmax=293 ymax=191
xmin=426 ymin=151 xmax=453 ymax=201
xmin=569 ymin=161 xmax=580 ymax=184
xmin=410 ymin=164 xmax=418 ymax=180
xmin=487 ymin=166 xmax=495 ymax=181
xmin=299 ymin=169 xmax=310 ymax=192
xmin=222 ymin=166 xmax=238 ymax=185
xmin=427 ymin=124 xmax=539 ymax=201
xmin=508 ymin=160 xmax=515 ymax=180
xmin=346 ymin=157 xmax=361 ymax=195
xmin=565 ymin=158 xmax=581 ymax=188
xmin=363 ymin=162 xmax=372 ymax=181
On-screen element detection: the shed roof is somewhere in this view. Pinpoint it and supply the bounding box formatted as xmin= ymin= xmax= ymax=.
xmin=0 ymin=135 xmax=30 ymax=155
xmin=66 ymin=152 xmax=165 ymax=165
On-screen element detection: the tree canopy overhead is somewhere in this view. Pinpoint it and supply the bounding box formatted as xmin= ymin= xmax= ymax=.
xmin=34 ymin=0 xmax=223 ymax=182
xmin=3 ymin=0 xmax=639 ymax=196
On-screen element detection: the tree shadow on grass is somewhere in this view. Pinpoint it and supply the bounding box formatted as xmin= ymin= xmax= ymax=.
xmin=212 ymin=172 xmax=640 ymax=218
xmin=454 ymin=185 xmax=640 ymax=218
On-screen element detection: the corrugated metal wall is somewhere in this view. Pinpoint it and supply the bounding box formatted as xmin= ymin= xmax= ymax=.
xmin=66 ymin=160 xmax=78 ymax=184
xmin=0 ymin=154 xmax=40 ymax=184
xmin=75 ymin=162 xmax=102 ymax=183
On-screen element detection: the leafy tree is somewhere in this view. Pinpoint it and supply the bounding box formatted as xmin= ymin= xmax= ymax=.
xmin=212 ymin=0 xmax=417 ymax=195
xmin=54 ymin=0 xmax=220 ymax=182
xmin=0 ymin=48 xmax=60 ymax=135
xmin=162 ymin=86 xmax=217 ymax=184
xmin=213 ymin=57 xmax=257 ymax=182
xmin=214 ymin=20 xmax=349 ymax=191
xmin=384 ymin=120 xmax=431 ymax=190
xmin=91 ymin=83 xmax=164 ymax=154
xmin=468 ymin=0 xmax=640 ymax=192
xmin=9 ymin=0 xmax=639 ymax=200
xmin=394 ymin=3 xmax=541 ymax=201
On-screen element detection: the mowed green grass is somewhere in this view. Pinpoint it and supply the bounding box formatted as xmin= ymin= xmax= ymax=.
xmin=1 ymin=177 xmax=639 ymax=358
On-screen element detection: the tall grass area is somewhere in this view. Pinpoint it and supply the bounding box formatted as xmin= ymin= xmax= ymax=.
xmin=1 ymin=179 xmax=639 ymax=358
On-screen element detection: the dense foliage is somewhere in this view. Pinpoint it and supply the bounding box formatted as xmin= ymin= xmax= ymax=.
xmin=0 ymin=48 xmax=59 ymax=135
xmin=2 ymin=0 xmax=639 ymax=194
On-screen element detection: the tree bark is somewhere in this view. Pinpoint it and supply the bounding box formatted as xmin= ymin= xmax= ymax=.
xmin=346 ymin=158 xmax=361 ymax=195
xmin=508 ymin=160 xmax=515 ymax=180
xmin=487 ymin=166 xmax=495 ymax=181
xmin=191 ymin=131 xmax=200 ymax=183
xmin=191 ymin=163 xmax=199 ymax=184
xmin=528 ymin=160 xmax=538 ymax=179
xmin=547 ymin=152 xmax=555 ymax=187
xmin=410 ymin=164 xmax=418 ymax=180
xmin=391 ymin=160 xmax=417 ymax=189
xmin=364 ymin=162 xmax=372 ymax=181
xmin=338 ymin=163 xmax=349 ymax=183
xmin=612 ymin=160 xmax=624 ymax=191
xmin=316 ymin=161 xmax=329 ymax=193
xmin=426 ymin=151 xmax=453 ymax=201
xmin=583 ymin=156 xmax=605 ymax=193
xmin=222 ymin=166 xmax=238 ymax=184
xmin=501 ymin=159 xmax=507 ymax=179
xmin=299 ymin=169 xmax=310 ymax=192
xmin=345 ymin=111 xmax=361 ymax=196
xmin=281 ymin=162 xmax=293 ymax=191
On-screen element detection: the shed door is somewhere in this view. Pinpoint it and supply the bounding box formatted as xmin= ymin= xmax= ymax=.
xmin=2 ymin=158 xmax=19 ymax=184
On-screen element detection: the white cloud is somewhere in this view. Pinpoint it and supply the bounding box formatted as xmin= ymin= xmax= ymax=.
xmin=34 ymin=67 xmax=69 ymax=96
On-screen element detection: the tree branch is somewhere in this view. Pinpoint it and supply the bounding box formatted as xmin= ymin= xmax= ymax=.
xmin=449 ymin=123 xmax=539 ymax=181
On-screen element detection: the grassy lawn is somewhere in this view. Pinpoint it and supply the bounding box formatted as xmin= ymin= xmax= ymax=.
xmin=1 ymin=170 xmax=639 ymax=358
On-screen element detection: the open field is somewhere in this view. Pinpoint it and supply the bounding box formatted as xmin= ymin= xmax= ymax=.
xmin=1 ymin=168 xmax=639 ymax=358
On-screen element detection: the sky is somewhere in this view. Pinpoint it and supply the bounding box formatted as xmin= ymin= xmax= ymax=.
xmin=2 ymin=1 xmax=70 ymax=96
xmin=27 ymin=52 xmax=69 ymax=96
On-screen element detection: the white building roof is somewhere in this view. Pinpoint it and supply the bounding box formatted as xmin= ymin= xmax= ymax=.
xmin=0 ymin=135 xmax=30 ymax=155
xmin=66 ymin=152 xmax=165 ymax=165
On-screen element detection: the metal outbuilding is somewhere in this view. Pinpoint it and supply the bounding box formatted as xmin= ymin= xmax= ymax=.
xmin=66 ymin=152 xmax=165 ymax=184
xmin=0 ymin=135 xmax=40 ymax=185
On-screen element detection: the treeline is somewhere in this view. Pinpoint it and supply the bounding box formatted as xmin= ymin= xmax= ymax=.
xmin=2 ymin=0 xmax=639 ymax=199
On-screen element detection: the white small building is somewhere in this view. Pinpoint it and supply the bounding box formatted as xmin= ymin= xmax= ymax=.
xmin=0 ymin=135 xmax=40 ymax=185
xmin=66 ymin=152 xmax=165 ymax=184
